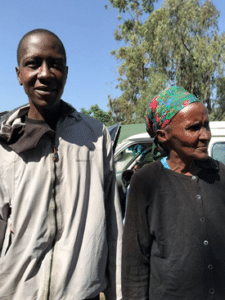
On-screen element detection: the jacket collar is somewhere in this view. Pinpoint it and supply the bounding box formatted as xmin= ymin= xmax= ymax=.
xmin=0 ymin=100 xmax=82 ymax=153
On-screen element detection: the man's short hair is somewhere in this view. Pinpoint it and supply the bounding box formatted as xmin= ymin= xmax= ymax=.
xmin=17 ymin=28 xmax=67 ymax=65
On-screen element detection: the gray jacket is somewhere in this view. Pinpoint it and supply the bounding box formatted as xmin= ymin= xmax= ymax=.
xmin=0 ymin=102 xmax=122 ymax=300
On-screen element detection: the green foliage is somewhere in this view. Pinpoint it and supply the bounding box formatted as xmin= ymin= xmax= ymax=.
xmin=144 ymin=0 xmax=224 ymax=112
xmin=107 ymin=0 xmax=157 ymax=124
xmin=80 ymin=104 xmax=113 ymax=126
xmin=210 ymin=75 xmax=225 ymax=120
xmin=137 ymin=69 xmax=167 ymax=119
xmin=108 ymin=0 xmax=155 ymax=14
xmin=108 ymin=0 xmax=225 ymax=123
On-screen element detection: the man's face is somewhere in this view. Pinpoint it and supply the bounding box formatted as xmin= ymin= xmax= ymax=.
xmin=16 ymin=33 xmax=68 ymax=114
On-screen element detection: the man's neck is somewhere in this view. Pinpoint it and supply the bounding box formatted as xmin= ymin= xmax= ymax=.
xmin=28 ymin=102 xmax=62 ymax=130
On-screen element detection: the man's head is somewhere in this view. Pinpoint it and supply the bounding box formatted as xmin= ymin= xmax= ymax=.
xmin=17 ymin=29 xmax=67 ymax=66
xmin=16 ymin=29 xmax=68 ymax=119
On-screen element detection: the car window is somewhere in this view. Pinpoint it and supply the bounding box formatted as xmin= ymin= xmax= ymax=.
xmin=211 ymin=142 xmax=225 ymax=164
xmin=115 ymin=143 xmax=152 ymax=172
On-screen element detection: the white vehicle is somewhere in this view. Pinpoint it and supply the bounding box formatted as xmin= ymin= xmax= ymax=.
xmin=115 ymin=121 xmax=225 ymax=173
xmin=113 ymin=122 xmax=225 ymax=215
xmin=208 ymin=121 xmax=225 ymax=163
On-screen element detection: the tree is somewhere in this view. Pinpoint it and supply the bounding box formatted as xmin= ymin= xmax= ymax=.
xmin=143 ymin=0 xmax=225 ymax=113
xmin=108 ymin=0 xmax=225 ymax=123
xmin=106 ymin=0 xmax=158 ymax=124
xmin=80 ymin=104 xmax=113 ymax=126
xmin=210 ymin=76 xmax=225 ymax=120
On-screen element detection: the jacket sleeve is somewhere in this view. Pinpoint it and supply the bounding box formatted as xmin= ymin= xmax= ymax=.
xmin=122 ymin=169 xmax=152 ymax=300
xmin=103 ymin=126 xmax=123 ymax=300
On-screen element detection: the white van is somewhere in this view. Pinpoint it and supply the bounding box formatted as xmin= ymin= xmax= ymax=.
xmin=208 ymin=121 xmax=225 ymax=164
xmin=115 ymin=121 xmax=225 ymax=173
xmin=113 ymin=121 xmax=225 ymax=214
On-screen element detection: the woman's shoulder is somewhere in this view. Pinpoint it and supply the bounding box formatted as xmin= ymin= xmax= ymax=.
xmin=131 ymin=160 xmax=163 ymax=184
xmin=139 ymin=159 xmax=162 ymax=173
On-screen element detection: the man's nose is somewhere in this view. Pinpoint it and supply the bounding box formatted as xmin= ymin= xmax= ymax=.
xmin=38 ymin=61 xmax=52 ymax=80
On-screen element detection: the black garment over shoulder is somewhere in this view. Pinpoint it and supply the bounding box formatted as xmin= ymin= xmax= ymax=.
xmin=122 ymin=159 xmax=225 ymax=300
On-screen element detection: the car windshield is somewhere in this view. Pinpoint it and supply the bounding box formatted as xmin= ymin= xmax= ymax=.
xmin=115 ymin=144 xmax=146 ymax=172
xmin=115 ymin=142 xmax=155 ymax=172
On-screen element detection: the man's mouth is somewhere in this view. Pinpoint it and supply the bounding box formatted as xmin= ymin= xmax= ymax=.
xmin=35 ymin=86 xmax=56 ymax=95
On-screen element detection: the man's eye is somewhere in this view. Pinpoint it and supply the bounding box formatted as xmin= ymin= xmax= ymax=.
xmin=53 ymin=63 xmax=61 ymax=68
xmin=26 ymin=61 xmax=38 ymax=68
xmin=52 ymin=61 xmax=64 ymax=69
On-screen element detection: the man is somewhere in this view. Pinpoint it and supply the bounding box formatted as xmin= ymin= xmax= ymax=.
xmin=0 ymin=29 xmax=122 ymax=300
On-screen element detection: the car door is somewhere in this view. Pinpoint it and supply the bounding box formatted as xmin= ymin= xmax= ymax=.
xmin=108 ymin=123 xmax=121 ymax=153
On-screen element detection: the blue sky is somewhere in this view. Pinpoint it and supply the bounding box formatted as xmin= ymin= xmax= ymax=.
xmin=0 ymin=0 xmax=225 ymax=113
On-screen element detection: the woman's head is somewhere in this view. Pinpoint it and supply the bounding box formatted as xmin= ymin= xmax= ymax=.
xmin=159 ymin=101 xmax=211 ymax=162
xmin=145 ymin=86 xmax=200 ymax=136
xmin=145 ymin=86 xmax=211 ymax=162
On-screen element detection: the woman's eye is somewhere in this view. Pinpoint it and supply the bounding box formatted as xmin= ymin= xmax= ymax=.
xmin=189 ymin=124 xmax=201 ymax=131
xmin=204 ymin=122 xmax=210 ymax=129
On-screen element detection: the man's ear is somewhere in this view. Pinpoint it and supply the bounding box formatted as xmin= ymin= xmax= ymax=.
xmin=15 ymin=67 xmax=23 ymax=86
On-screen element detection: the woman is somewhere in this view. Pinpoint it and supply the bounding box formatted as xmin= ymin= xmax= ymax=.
xmin=122 ymin=86 xmax=225 ymax=299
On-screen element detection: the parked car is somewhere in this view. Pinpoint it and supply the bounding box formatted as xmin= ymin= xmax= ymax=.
xmin=208 ymin=121 xmax=225 ymax=164
xmin=112 ymin=121 xmax=225 ymax=216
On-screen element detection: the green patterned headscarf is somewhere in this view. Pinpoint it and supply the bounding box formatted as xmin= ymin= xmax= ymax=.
xmin=145 ymin=86 xmax=201 ymax=137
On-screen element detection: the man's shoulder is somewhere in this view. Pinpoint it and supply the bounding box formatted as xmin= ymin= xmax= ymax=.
xmin=79 ymin=112 xmax=104 ymax=127
xmin=0 ymin=104 xmax=28 ymax=124
xmin=76 ymin=111 xmax=107 ymax=137
xmin=62 ymin=100 xmax=104 ymax=131
xmin=60 ymin=106 xmax=110 ymax=147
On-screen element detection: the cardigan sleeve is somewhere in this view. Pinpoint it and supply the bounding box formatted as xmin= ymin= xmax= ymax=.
xmin=122 ymin=166 xmax=153 ymax=300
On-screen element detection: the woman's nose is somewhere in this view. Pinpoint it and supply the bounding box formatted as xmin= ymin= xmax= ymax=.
xmin=200 ymin=127 xmax=211 ymax=141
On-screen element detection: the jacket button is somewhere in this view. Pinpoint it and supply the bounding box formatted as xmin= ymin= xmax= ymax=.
xmin=208 ymin=264 xmax=213 ymax=270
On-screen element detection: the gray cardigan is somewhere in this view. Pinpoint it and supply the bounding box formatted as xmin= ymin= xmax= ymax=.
xmin=122 ymin=158 xmax=225 ymax=299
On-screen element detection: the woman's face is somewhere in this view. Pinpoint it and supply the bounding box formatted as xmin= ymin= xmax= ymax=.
xmin=164 ymin=102 xmax=211 ymax=161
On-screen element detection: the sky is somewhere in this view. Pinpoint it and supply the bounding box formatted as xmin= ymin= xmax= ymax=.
xmin=1 ymin=0 xmax=225 ymax=113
